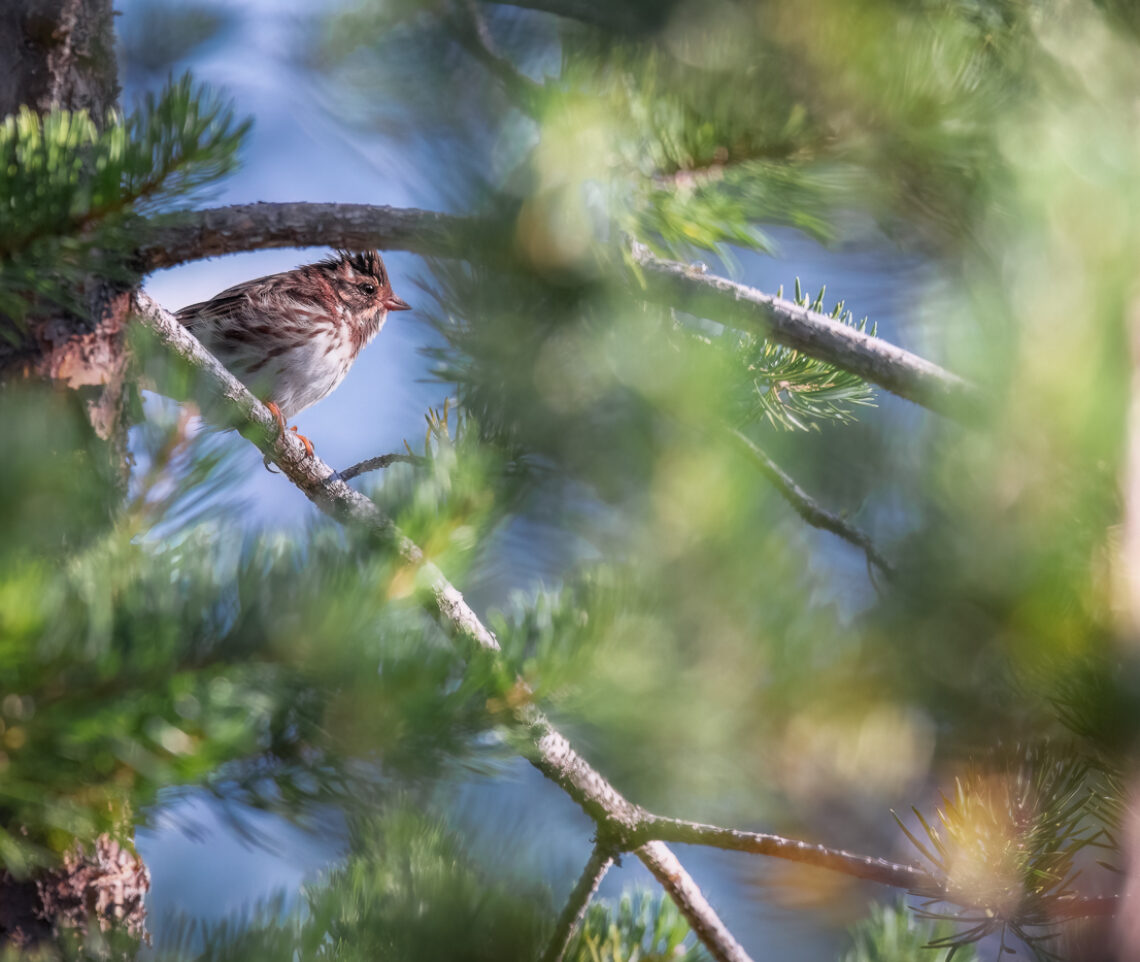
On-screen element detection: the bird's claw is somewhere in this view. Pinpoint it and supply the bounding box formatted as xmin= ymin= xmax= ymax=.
xmin=289 ymin=425 xmax=315 ymax=458
xmin=263 ymin=400 xmax=315 ymax=461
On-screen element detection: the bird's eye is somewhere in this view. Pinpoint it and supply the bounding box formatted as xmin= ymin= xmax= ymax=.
xmin=358 ymin=282 xmax=377 ymax=295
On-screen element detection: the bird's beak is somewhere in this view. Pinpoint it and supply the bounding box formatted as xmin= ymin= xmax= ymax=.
xmin=385 ymin=293 xmax=412 ymax=312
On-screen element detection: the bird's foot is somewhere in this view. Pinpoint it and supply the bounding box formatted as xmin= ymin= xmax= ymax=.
xmin=289 ymin=425 xmax=315 ymax=458
xmin=261 ymin=401 xmax=314 ymax=468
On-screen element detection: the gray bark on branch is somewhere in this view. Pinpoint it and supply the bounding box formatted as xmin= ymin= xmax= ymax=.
xmin=538 ymin=844 xmax=614 ymax=962
xmin=631 ymin=243 xmax=983 ymax=421
xmin=132 ymin=282 xmax=1079 ymax=953
xmin=136 ymin=203 xmax=469 ymax=272
xmin=131 ymin=291 xmax=753 ymax=962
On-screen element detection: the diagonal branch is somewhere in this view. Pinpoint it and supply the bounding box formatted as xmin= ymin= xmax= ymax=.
xmin=631 ymin=243 xmax=983 ymax=421
xmin=539 ymin=843 xmax=614 ymax=962
xmin=131 ymin=290 xmax=754 ymax=962
xmin=732 ymin=429 xmax=893 ymax=579
xmin=638 ymin=816 xmax=1120 ymax=919
xmin=637 ymin=841 xmax=752 ymax=962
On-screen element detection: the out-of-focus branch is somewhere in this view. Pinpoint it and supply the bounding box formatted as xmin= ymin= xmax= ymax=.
xmin=732 ymin=429 xmax=893 ymax=580
xmin=135 ymin=203 xmax=468 ymax=272
xmin=132 ymin=291 xmax=754 ymax=962
xmin=135 ymin=291 xmax=1111 ymax=939
xmin=490 ymin=0 xmax=662 ymax=33
xmin=643 ymin=816 xmax=936 ymax=891
xmin=637 ymin=841 xmax=753 ymax=962
xmin=452 ymin=0 xmax=543 ymax=111
xmin=632 ymin=243 xmax=983 ymax=421
xmin=640 ymin=816 xmax=1120 ymax=919
xmin=539 ymin=843 xmax=614 ymax=962
xmin=338 ymin=452 xmax=426 ymax=481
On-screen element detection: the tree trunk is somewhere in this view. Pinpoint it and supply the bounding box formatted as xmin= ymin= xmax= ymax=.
xmin=0 ymin=0 xmax=148 ymax=948
xmin=0 ymin=0 xmax=133 ymax=451
xmin=0 ymin=0 xmax=119 ymax=124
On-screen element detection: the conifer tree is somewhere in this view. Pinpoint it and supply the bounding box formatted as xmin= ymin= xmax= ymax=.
xmin=3 ymin=1 xmax=1140 ymax=961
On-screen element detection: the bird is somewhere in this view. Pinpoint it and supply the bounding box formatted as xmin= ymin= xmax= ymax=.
xmin=175 ymin=249 xmax=410 ymax=457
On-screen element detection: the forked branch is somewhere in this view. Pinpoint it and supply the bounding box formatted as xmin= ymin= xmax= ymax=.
xmin=132 ymin=291 xmax=752 ymax=962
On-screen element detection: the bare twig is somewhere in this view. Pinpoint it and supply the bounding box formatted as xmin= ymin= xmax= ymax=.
xmin=643 ymin=817 xmax=936 ymax=892
xmin=338 ymin=452 xmax=426 ymax=481
xmin=539 ymin=843 xmax=614 ymax=962
xmin=132 ymin=291 xmax=755 ymax=962
xmin=637 ymin=841 xmax=753 ymax=962
xmin=732 ymin=429 xmax=893 ymax=579
xmin=631 ymin=243 xmax=983 ymax=421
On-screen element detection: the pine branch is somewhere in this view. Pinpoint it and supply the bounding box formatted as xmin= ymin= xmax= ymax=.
xmin=638 ymin=816 xmax=1119 ymax=919
xmin=732 ymin=429 xmax=893 ymax=580
xmin=631 ymin=243 xmax=983 ymax=421
xmin=135 ymin=202 xmax=467 ymax=271
xmin=539 ymin=843 xmax=614 ymax=962
xmin=132 ymin=291 xmax=753 ymax=962
xmin=643 ymin=816 xmax=935 ymax=891
xmin=637 ymin=841 xmax=753 ymax=962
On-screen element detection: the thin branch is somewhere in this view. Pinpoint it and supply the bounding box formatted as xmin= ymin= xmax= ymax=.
xmin=131 ymin=291 xmax=755 ymax=962
xmin=643 ymin=816 xmax=937 ymax=892
xmin=637 ymin=841 xmax=753 ymax=962
xmin=539 ymin=843 xmax=614 ymax=962
xmin=338 ymin=452 xmax=426 ymax=482
xmin=731 ymin=429 xmax=894 ymax=579
xmin=631 ymin=243 xmax=984 ymax=421
xmin=640 ymin=816 xmax=1121 ymax=920
xmin=452 ymin=0 xmax=543 ymax=111
xmin=135 ymin=203 xmax=469 ymax=272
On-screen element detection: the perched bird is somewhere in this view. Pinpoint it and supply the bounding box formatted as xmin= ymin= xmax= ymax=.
xmin=176 ymin=249 xmax=410 ymax=456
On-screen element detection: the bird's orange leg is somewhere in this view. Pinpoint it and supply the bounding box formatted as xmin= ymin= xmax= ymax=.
xmin=266 ymin=401 xmax=287 ymax=437
xmin=289 ymin=425 xmax=315 ymax=458
xmin=263 ymin=401 xmax=315 ymax=462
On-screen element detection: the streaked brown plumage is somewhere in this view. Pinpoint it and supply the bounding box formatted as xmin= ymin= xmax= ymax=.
xmin=176 ymin=249 xmax=410 ymax=454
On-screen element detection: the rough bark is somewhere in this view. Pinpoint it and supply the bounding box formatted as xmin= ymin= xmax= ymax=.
xmin=0 ymin=0 xmax=119 ymax=124
xmin=0 ymin=0 xmax=143 ymax=949
xmin=0 ymin=0 xmax=129 ymax=442
xmin=0 ymin=839 xmax=149 ymax=948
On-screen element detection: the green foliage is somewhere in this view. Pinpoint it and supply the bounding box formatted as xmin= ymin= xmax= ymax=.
xmin=550 ymin=42 xmax=842 ymax=260
xmin=895 ymin=747 xmax=1100 ymax=959
xmin=0 ymin=74 xmax=248 ymax=323
xmin=734 ymin=280 xmax=877 ymax=432
xmin=840 ymin=900 xmax=977 ymax=962
xmin=567 ymin=889 xmax=708 ymax=962
xmin=160 ymin=805 xmax=551 ymax=962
